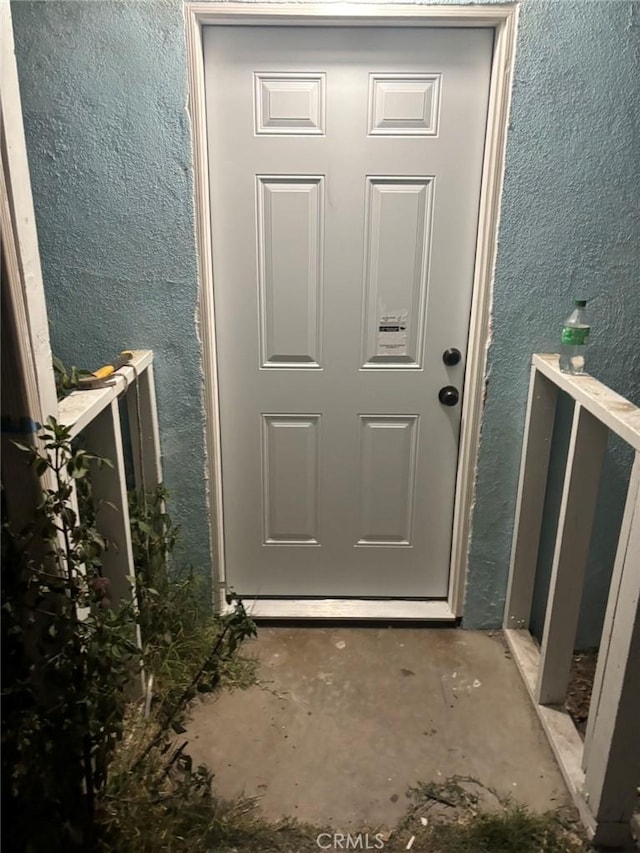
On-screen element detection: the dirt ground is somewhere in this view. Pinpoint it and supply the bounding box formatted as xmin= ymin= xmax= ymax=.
xmin=565 ymin=650 xmax=598 ymax=737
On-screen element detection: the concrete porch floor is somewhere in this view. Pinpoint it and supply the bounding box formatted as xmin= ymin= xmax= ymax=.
xmin=187 ymin=627 xmax=570 ymax=829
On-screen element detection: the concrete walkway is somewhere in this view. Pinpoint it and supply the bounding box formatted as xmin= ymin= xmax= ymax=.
xmin=187 ymin=627 xmax=570 ymax=830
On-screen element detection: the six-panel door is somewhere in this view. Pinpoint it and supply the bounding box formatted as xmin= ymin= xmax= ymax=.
xmin=204 ymin=26 xmax=493 ymax=599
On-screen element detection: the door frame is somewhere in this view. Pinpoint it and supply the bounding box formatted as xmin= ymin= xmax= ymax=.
xmin=2 ymin=2 xmax=60 ymax=525
xmin=185 ymin=2 xmax=518 ymax=619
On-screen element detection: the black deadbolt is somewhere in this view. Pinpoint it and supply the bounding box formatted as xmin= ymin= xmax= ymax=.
xmin=443 ymin=348 xmax=462 ymax=366
xmin=439 ymin=386 xmax=460 ymax=407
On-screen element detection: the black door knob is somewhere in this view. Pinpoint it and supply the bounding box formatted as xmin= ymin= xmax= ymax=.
xmin=439 ymin=386 xmax=460 ymax=407
xmin=443 ymin=348 xmax=462 ymax=366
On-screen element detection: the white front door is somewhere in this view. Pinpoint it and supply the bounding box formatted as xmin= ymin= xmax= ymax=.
xmin=204 ymin=25 xmax=492 ymax=601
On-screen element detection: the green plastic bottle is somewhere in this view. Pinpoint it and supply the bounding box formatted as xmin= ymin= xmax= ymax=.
xmin=560 ymin=299 xmax=590 ymax=375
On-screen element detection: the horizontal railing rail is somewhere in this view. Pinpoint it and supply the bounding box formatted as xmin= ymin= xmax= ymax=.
xmin=504 ymin=354 xmax=639 ymax=847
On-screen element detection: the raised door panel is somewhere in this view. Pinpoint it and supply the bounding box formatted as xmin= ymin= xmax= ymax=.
xmin=257 ymin=176 xmax=324 ymax=368
xmin=262 ymin=415 xmax=321 ymax=545
xmin=360 ymin=178 xmax=434 ymax=369
xmin=368 ymin=73 xmax=442 ymax=136
xmin=254 ymin=73 xmax=326 ymax=135
xmin=356 ymin=415 xmax=419 ymax=546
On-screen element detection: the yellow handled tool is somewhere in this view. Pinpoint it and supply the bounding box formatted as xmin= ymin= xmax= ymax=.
xmin=79 ymin=351 xmax=134 ymax=388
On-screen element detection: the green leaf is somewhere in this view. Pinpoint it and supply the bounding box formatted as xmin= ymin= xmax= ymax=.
xmin=95 ymin=457 xmax=114 ymax=470
xmin=70 ymin=466 xmax=89 ymax=480
xmin=60 ymin=507 xmax=76 ymax=527
xmin=12 ymin=441 xmax=33 ymax=454
xmin=52 ymin=355 xmax=66 ymax=374
xmin=35 ymin=458 xmax=49 ymax=476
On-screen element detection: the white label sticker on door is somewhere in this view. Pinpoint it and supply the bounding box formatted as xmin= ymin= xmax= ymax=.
xmin=377 ymin=311 xmax=408 ymax=356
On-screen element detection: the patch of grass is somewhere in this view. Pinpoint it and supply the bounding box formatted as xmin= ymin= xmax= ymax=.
xmin=98 ymin=711 xmax=213 ymax=851
xmin=128 ymin=486 xmax=259 ymax=714
xmin=143 ymin=592 xmax=260 ymax=710
xmin=387 ymin=776 xmax=590 ymax=853
xmin=393 ymin=806 xmax=589 ymax=853
xmin=394 ymin=807 xmax=589 ymax=853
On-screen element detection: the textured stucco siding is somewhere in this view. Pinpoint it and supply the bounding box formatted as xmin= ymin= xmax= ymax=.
xmin=11 ymin=0 xmax=640 ymax=639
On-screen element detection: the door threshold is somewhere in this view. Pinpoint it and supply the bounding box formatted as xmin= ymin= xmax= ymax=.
xmin=225 ymin=598 xmax=456 ymax=621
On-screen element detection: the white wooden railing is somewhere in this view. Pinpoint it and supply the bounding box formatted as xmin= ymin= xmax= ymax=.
xmin=57 ymin=350 xmax=162 ymax=608
xmin=504 ymin=354 xmax=640 ymax=847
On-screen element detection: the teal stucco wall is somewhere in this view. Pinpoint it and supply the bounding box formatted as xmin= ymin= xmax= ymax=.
xmin=11 ymin=0 xmax=640 ymax=639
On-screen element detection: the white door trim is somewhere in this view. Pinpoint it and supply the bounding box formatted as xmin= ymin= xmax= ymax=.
xmin=2 ymin=3 xmax=59 ymax=528
xmin=1 ymin=2 xmax=58 ymax=425
xmin=185 ymin=2 xmax=519 ymax=618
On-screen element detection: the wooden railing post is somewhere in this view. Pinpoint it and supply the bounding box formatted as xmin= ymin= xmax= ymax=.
xmin=126 ymin=362 xmax=162 ymax=494
xmin=82 ymin=399 xmax=136 ymax=608
xmin=580 ymin=452 xmax=640 ymax=847
xmin=504 ymin=366 xmax=558 ymax=630
xmin=535 ymin=403 xmax=608 ymax=705
xmin=583 ymin=454 xmax=640 ymax=768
